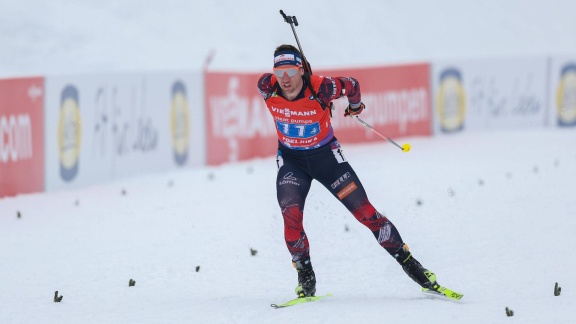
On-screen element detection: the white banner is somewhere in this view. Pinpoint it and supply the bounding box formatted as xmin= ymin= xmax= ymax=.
xmin=548 ymin=56 xmax=576 ymax=127
xmin=431 ymin=57 xmax=548 ymax=134
xmin=44 ymin=72 xmax=204 ymax=191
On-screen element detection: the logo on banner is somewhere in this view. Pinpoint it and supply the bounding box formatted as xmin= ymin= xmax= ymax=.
xmin=436 ymin=68 xmax=466 ymax=133
xmin=58 ymin=85 xmax=82 ymax=182
xmin=170 ymin=81 xmax=190 ymax=165
xmin=0 ymin=114 xmax=33 ymax=163
xmin=556 ymin=63 xmax=576 ymax=126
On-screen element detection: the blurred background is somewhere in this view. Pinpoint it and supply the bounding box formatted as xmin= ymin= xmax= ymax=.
xmin=2 ymin=0 xmax=576 ymax=77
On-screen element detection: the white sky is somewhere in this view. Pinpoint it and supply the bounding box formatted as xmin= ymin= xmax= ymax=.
xmin=2 ymin=0 xmax=576 ymax=77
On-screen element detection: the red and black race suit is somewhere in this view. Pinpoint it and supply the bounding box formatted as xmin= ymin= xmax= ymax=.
xmin=258 ymin=73 xmax=405 ymax=263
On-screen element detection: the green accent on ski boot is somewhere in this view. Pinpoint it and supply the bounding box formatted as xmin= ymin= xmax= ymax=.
xmin=295 ymin=284 xmax=304 ymax=297
xmin=294 ymin=276 xmax=316 ymax=297
xmin=394 ymin=244 xmax=439 ymax=289
xmin=293 ymin=260 xmax=316 ymax=297
xmin=424 ymin=270 xmax=437 ymax=284
xmin=395 ymin=244 xmax=463 ymax=301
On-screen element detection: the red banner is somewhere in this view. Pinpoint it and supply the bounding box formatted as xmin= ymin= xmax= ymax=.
xmin=322 ymin=63 xmax=432 ymax=143
xmin=0 ymin=77 xmax=45 ymax=197
xmin=204 ymin=63 xmax=432 ymax=165
xmin=205 ymin=72 xmax=277 ymax=165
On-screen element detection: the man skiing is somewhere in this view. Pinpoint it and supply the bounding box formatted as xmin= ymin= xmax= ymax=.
xmin=257 ymin=44 xmax=449 ymax=299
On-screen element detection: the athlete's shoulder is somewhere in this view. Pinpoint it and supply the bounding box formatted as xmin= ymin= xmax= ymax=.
xmin=308 ymin=74 xmax=327 ymax=88
xmin=257 ymin=73 xmax=277 ymax=99
xmin=257 ymin=73 xmax=276 ymax=88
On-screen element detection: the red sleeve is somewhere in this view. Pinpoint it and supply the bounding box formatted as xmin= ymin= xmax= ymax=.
xmin=257 ymin=73 xmax=277 ymax=100
xmin=315 ymin=76 xmax=361 ymax=107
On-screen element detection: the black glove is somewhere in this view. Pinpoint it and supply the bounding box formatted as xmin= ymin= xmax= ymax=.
xmin=344 ymin=102 xmax=365 ymax=117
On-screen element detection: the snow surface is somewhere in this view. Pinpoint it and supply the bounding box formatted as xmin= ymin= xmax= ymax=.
xmin=2 ymin=129 xmax=576 ymax=323
xmin=2 ymin=0 xmax=576 ymax=77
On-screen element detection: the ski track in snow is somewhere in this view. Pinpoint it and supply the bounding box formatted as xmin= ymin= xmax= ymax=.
xmin=2 ymin=129 xmax=576 ymax=323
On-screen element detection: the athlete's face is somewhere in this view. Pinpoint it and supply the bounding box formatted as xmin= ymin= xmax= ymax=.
xmin=273 ymin=65 xmax=304 ymax=100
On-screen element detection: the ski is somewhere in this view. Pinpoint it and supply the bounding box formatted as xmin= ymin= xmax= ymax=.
xmin=271 ymin=293 xmax=332 ymax=309
xmin=422 ymin=285 xmax=463 ymax=302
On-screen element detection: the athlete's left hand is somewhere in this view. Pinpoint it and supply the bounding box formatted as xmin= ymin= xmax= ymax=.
xmin=344 ymin=102 xmax=365 ymax=117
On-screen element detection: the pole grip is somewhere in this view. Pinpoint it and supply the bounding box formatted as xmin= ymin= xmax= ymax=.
xmin=279 ymin=10 xmax=298 ymax=26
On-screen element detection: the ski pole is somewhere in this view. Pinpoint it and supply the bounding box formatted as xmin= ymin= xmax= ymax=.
xmin=352 ymin=116 xmax=411 ymax=152
xmin=279 ymin=10 xmax=410 ymax=153
xmin=279 ymin=10 xmax=312 ymax=74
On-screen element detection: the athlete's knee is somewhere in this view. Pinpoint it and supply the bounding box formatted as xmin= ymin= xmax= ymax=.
xmin=351 ymin=203 xmax=378 ymax=226
xmin=282 ymin=205 xmax=308 ymax=255
xmin=281 ymin=204 xmax=304 ymax=239
xmin=353 ymin=207 xmax=394 ymax=233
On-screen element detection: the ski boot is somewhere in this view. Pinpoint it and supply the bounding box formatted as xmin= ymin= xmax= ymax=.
xmin=394 ymin=244 xmax=440 ymax=291
xmin=293 ymin=259 xmax=316 ymax=297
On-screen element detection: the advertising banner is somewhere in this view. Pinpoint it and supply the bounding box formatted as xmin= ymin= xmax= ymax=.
xmin=322 ymin=64 xmax=432 ymax=143
xmin=431 ymin=57 xmax=548 ymax=134
xmin=0 ymin=77 xmax=45 ymax=197
xmin=44 ymin=72 xmax=204 ymax=191
xmin=205 ymin=63 xmax=431 ymax=165
xmin=205 ymin=72 xmax=277 ymax=165
xmin=548 ymin=56 xmax=576 ymax=127
xmin=132 ymin=72 xmax=205 ymax=169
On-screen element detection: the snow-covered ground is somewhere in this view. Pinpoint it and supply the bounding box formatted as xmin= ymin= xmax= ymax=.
xmin=1 ymin=129 xmax=575 ymax=323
